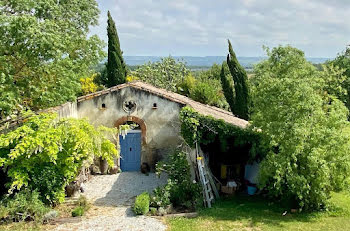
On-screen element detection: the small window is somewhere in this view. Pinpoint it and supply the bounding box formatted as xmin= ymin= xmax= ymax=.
xmin=152 ymin=103 xmax=157 ymax=109
xmin=101 ymin=103 xmax=106 ymax=109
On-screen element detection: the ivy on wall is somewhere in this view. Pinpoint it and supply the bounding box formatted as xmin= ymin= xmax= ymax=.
xmin=179 ymin=106 xmax=267 ymax=162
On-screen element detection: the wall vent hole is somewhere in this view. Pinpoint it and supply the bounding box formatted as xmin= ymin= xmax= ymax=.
xmin=153 ymin=103 xmax=157 ymax=108
xmin=101 ymin=103 xmax=106 ymax=109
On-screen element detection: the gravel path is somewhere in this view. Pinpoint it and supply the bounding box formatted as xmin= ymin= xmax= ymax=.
xmin=54 ymin=172 xmax=168 ymax=231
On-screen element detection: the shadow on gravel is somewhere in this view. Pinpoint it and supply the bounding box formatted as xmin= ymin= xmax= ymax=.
xmin=93 ymin=172 xmax=167 ymax=208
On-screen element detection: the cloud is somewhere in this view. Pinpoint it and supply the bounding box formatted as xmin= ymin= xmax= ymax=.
xmin=90 ymin=0 xmax=350 ymax=57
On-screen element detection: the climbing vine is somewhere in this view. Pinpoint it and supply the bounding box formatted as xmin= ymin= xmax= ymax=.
xmin=0 ymin=112 xmax=122 ymax=205
xmin=179 ymin=106 xmax=267 ymax=162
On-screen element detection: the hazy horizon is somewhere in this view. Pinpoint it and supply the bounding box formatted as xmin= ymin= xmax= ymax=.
xmin=91 ymin=0 xmax=349 ymax=57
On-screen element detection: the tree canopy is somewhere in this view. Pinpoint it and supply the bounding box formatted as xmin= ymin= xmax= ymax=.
xmin=0 ymin=0 xmax=105 ymax=119
xmin=251 ymin=46 xmax=350 ymax=210
xmin=104 ymin=11 xmax=126 ymax=87
xmin=327 ymin=46 xmax=350 ymax=111
xmin=134 ymin=56 xmax=189 ymax=92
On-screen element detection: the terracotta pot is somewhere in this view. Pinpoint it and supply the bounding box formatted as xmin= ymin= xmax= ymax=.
xmin=99 ymin=157 xmax=108 ymax=175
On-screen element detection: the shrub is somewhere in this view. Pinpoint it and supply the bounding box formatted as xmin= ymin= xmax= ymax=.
xmin=71 ymin=206 xmax=85 ymax=217
xmin=133 ymin=192 xmax=150 ymax=215
xmin=76 ymin=195 xmax=89 ymax=209
xmin=0 ymin=112 xmax=121 ymax=205
xmin=0 ymin=204 xmax=8 ymax=220
xmin=1 ymin=190 xmax=50 ymax=222
xmin=80 ymin=73 xmax=99 ymax=95
xmin=150 ymin=185 xmax=171 ymax=208
xmin=190 ymin=81 xmax=218 ymax=105
xmin=71 ymin=196 xmax=90 ymax=217
xmin=156 ymin=151 xmax=202 ymax=209
xmin=176 ymin=74 xmax=196 ymax=97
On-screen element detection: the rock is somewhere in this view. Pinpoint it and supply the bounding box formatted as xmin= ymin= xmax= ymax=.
xmin=43 ymin=210 xmax=58 ymax=223
xmin=165 ymin=204 xmax=173 ymax=214
xmin=66 ymin=181 xmax=80 ymax=197
xmin=90 ymin=165 xmax=100 ymax=175
xmin=109 ymin=166 xmax=119 ymax=175
xmin=157 ymin=207 xmax=167 ymax=216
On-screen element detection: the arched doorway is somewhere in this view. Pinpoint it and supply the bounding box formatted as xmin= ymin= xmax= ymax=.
xmin=114 ymin=116 xmax=147 ymax=171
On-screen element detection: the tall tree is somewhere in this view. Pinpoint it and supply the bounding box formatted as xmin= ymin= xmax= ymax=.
xmin=0 ymin=0 xmax=105 ymax=119
xmin=223 ymin=40 xmax=251 ymax=120
xmin=105 ymin=11 xmax=126 ymax=87
xmin=220 ymin=62 xmax=235 ymax=112
xmin=252 ymin=46 xmax=350 ymax=210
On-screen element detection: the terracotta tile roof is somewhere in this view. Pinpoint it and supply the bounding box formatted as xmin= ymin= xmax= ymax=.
xmin=77 ymin=81 xmax=249 ymax=128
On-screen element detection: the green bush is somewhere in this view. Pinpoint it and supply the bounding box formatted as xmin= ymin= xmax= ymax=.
xmin=0 ymin=204 xmax=8 ymax=220
xmin=71 ymin=206 xmax=85 ymax=217
xmin=1 ymin=190 xmax=50 ymax=222
xmin=0 ymin=112 xmax=121 ymax=205
xmin=150 ymin=185 xmax=171 ymax=208
xmin=149 ymin=207 xmax=157 ymax=216
xmin=190 ymin=81 xmax=218 ymax=105
xmin=176 ymin=74 xmax=196 ymax=97
xmin=76 ymin=195 xmax=89 ymax=209
xmin=133 ymin=192 xmax=150 ymax=215
xmin=70 ymin=196 xmax=90 ymax=217
xmin=156 ymin=151 xmax=202 ymax=209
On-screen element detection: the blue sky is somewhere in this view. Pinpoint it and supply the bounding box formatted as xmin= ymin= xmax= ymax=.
xmin=90 ymin=0 xmax=350 ymax=57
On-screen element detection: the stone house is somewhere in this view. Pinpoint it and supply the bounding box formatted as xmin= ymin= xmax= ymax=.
xmin=1 ymin=81 xmax=248 ymax=172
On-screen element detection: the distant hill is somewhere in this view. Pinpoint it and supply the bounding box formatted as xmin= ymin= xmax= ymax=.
xmin=124 ymin=56 xmax=331 ymax=69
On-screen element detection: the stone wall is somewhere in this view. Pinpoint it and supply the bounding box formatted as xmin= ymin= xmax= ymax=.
xmin=77 ymin=87 xmax=184 ymax=169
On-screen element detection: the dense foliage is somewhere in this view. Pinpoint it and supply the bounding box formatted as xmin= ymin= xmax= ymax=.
xmin=133 ymin=192 xmax=150 ymax=215
xmin=224 ymin=40 xmax=251 ymax=120
xmin=0 ymin=112 xmax=119 ymax=205
xmin=134 ymin=57 xmax=189 ymax=92
xmin=103 ymin=11 xmax=127 ymax=87
xmin=251 ymin=46 xmax=350 ymax=210
xmin=155 ymin=151 xmax=202 ymax=209
xmin=0 ymin=190 xmax=51 ymax=222
xmin=80 ymin=73 xmax=102 ymax=95
xmin=220 ymin=63 xmax=235 ymax=112
xmin=0 ymin=0 xmax=105 ymax=118
xmin=327 ymin=46 xmax=350 ymax=111
xmin=177 ymin=64 xmax=230 ymax=109
xmin=179 ymin=106 xmax=265 ymax=161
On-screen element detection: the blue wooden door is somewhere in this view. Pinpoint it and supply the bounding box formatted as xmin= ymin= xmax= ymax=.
xmin=119 ymin=132 xmax=141 ymax=171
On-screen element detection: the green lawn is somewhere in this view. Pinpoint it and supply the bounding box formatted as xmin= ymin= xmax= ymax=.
xmin=167 ymin=192 xmax=350 ymax=231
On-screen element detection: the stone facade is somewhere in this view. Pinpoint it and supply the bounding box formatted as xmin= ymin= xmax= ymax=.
xmin=77 ymin=86 xmax=184 ymax=169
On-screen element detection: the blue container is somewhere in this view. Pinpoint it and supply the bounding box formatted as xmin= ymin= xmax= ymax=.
xmin=247 ymin=186 xmax=257 ymax=195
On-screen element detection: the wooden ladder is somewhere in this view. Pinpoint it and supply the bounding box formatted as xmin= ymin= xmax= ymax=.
xmin=196 ymin=143 xmax=219 ymax=208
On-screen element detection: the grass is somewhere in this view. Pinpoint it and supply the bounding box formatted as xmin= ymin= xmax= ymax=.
xmin=167 ymin=192 xmax=350 ymax=231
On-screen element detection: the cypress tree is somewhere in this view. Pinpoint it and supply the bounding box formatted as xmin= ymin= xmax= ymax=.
xmin=106 ymin=11 xmax=126 ymax=87
xmin=220 ymin=62 xmax=235 ymax=112
xmin=225 ymin=39 xmax=251 ymax=120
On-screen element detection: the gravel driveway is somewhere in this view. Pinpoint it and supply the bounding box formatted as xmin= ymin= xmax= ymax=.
xmin=54 ymin=172 xmax=168 ymax=231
